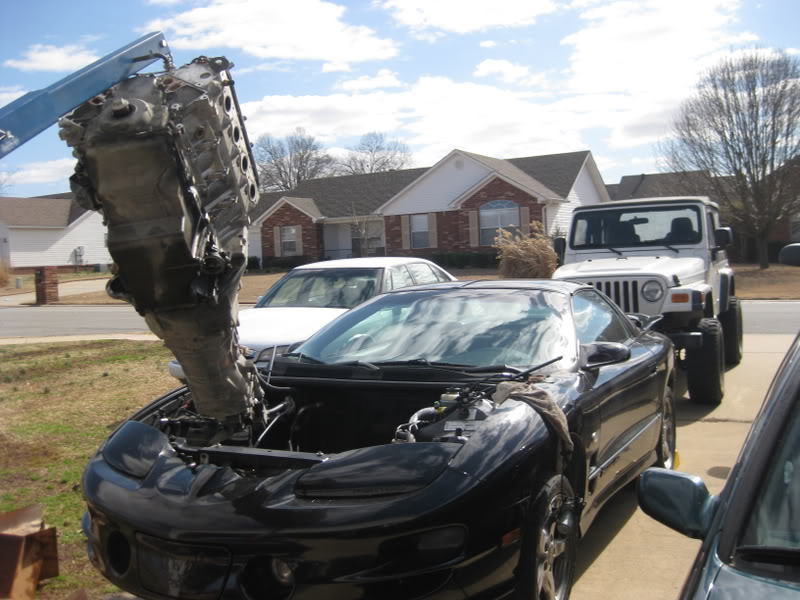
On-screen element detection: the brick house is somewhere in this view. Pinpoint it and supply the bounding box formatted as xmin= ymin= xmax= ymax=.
xmin=251 ymin=149 xmax=609 ymax=263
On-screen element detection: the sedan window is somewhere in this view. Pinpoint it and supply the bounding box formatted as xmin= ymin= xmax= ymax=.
xmin=389 ymin=265 xmax=415 ymax=289
xmin=572 ymin=290 xmax=631 ymax=344
xmin=738 ymin=404 xmax=800 ymax=559
xmin=407 ymin=263 xmax=439 ymax=284
xmin=256 ymin=269 xmax=381 ymax=309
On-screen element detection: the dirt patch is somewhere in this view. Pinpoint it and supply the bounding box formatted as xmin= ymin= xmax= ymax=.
xmin=730 ymin=263 xmax=800 ymax=299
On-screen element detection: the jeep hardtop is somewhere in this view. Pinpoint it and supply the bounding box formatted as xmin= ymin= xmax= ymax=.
xmin=552 ymin=196 xmax=742 ymax=405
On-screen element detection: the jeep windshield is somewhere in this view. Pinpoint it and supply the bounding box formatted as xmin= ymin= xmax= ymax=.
xmin=570 ymin=205 xmax=703 ymax=250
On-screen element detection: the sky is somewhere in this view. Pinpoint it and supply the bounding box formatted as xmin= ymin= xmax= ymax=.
xmin=0 ymin=0 xmax=797 ymax=198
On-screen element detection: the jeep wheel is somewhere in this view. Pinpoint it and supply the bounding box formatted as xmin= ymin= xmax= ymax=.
xmin=719 ymin=296 xmax=743 ymax=366
xmin=687 ymin=318 xmax=725 ymax=405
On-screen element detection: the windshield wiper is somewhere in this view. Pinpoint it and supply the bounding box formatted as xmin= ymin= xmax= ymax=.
xmin=374 ymin=358 xmax=470 ymax=368
xmin=330 ymin=360 xmax=380 ymax=371
xmin=462 ymin=364 xmax=523 ymax=374
xmin=658 ymin=243 xmax=679 ymax=253
xmin=603 ymin=244 xmax=624 ymax=256
xmin=735 ymin=545 xmax=800 ymax=566
xmin=283 ymin=352 xmax=325 ymax=364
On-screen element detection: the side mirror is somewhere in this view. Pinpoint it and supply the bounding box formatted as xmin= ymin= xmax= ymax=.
xmin=580 ymin=341 xmax=630 ymax=369
xmin=626 ymin=312 xmax=663 ymax=332
xmin=714 ymin=227 xmax=733 ymax=248
xmin=553 ymin=237 xmax=566 ymax=262
xmin=638 ymin=468 xmax=718 ymax=539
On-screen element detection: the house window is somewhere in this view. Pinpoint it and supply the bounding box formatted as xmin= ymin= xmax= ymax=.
xmin=281 ymin=226 xmax=299 ymax=256
xmin=480 ymin=200 xmax=520 ymax=246
xmin=410 ymin=214 xmax=429 ymax=249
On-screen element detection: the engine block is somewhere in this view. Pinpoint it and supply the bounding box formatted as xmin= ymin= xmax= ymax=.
xmin=59 ymin=56 xmax=262 ymax=422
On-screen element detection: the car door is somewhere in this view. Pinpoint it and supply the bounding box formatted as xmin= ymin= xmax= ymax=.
xmin=574 ymin=290 xmax=661 ymax=502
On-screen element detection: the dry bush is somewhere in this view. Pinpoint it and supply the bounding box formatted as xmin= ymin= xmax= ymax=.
xmin=494 ymin=221 xmax=557 ymax=279
xmin=0 ymin=260 xmax=9 ymax=287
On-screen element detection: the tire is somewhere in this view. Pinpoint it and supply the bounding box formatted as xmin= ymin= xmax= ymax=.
xmin=686 ymin=318 xmax=725 ymax=405
xmin=655 ymin=386 xmax=676 ymax=469
xmin=719 ymin=296 xmax=743 ymax=366
xmin=514 ymin=474 xmax=576 ymax=600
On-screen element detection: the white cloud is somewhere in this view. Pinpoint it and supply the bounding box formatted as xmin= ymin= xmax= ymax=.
xmin=380 ymin=0 xmax=559 ymax=34
xmin=562 ymin=0 xmax=757 ymax=97
xmin=144 ymin=0 xmax=398 ymax=69
xmin=3 ymin=44 xmax=100 ymax=72
xmin=4 ymin=158 xmax=75 ymax=185
xmin=240 ymin=76 xmax=585 ymax=168
xmin=560 ymin=0 xmax=759 ymax=149
xmin=479 ymin=40 xmax=497 ymax=48
xmin=0 ymin=86 xmax=26 ymax=107
xmin=335 ymin=69 xmax=404 ymax=91
xmin=473 ymin=59 xmax=547 ymax=87
xmin=236 ymin=62 xmax=292 ymax=75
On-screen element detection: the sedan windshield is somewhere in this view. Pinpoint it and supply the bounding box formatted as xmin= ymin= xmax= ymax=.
xmin=255 ymin=268 xmax=381 ymax=309
xmin=294 ymin=288 xmax=576 ymax=369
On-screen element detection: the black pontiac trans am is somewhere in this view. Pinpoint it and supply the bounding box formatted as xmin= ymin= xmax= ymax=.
xmin=81 ymin=280 xmax=676 ymax=600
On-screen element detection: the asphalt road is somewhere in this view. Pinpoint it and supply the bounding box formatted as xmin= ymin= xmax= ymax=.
xmin=0 ymin=300 xmax=798 ymax=339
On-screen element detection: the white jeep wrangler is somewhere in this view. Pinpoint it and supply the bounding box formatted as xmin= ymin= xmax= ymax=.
xmin=552 ymin=196 xmax=742 ymax=405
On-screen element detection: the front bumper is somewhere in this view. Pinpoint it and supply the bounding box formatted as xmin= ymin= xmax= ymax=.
xmin=82 ymin=508 xmax=521 ymax=600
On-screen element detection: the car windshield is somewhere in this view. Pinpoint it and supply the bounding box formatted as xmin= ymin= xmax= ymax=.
xmin=571 ymin=205 xmax=703 ymax=249
xmin=737 ymin=403 xmax=800 ymax=559
xmin=293 ymin=288 xmax=576 ymax=369
xmin=255 ymin=268 xmax=381 ymax=309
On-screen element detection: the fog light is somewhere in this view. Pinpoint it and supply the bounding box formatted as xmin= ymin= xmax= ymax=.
xmin=271 ymin=558 xmax=295 ymax=586
xmin=416 ymin=526 xmax=466 ymax=563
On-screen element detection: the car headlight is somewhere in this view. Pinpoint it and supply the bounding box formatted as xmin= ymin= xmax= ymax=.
xmin=641 ymin=280 xmax=664 ymax=302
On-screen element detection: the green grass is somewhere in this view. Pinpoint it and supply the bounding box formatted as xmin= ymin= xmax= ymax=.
xmin=0 ymin=339 xmax=177 ymax=599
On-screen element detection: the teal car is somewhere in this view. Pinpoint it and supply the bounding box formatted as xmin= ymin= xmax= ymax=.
xmin=638 ymin=333 xmax=800 ymax=598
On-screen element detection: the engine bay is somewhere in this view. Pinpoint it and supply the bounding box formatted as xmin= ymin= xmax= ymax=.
xmin=142 ymin=380 xmax=499 ymax=470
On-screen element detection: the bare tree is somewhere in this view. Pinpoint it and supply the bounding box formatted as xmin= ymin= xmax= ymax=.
xmin=337 ymin=132 xmax=412 ymax=175
xmin=349 ymin=206 xmax=384 ymax=257
xmin=661 ymin=50 xmax=800 ymax=268
xmin=253 ymin=127 xmax=335 ymax=191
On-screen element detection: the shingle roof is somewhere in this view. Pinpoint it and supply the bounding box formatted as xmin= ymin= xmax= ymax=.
xmin=607 ymin=171 xmax=722 ymax=202
xmin=507 ymin=150 xmax=590 ymax=199
xmin=251 ymin=149 xmax=592 ymax=222
xmin=0 ymin=193 xmax=87 ymax=227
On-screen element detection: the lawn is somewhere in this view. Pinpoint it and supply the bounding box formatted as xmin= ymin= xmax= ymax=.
xmin=39 ymin=263 xmax=800 ymax=305
xmin=0 ymin=340 xmax=177 ymax=599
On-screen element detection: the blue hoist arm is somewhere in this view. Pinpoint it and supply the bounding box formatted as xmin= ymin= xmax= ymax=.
xmin=0 ymin=31 xmax=172 ymax=159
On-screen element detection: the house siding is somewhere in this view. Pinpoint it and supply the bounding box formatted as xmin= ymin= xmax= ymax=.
xmin=385 ymin=178 xmax=544 ymax=255
xmin=9 ymin=212 xmax=111 ymax=268
xmin=261 ymin=204 xmax=322 ymax=260
xmin=547 ymin=162 xmax=603 ymax=236
xmin=381 ymin=154 xmax=489 ymax=216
